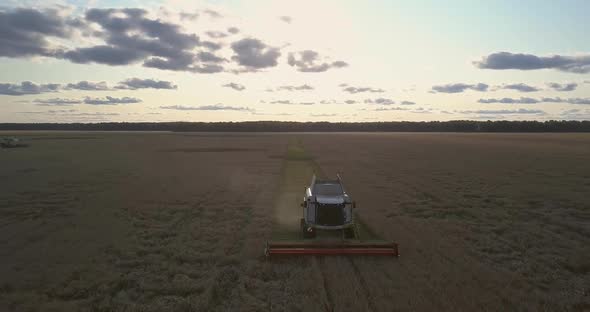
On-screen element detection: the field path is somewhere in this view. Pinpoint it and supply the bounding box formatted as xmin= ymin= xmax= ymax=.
xmin=270 ymin=139 xmax=382 ymax=311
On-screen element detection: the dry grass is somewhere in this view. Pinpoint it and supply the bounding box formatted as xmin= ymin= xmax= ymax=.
xmin=0 ymin=131 xmax=588 ymax=311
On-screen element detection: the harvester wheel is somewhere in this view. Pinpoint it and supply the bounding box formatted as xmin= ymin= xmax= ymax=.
xmin=300 ymin=218 xmax=315 ymax=239
xmin=343 ymin=226 xmax=357 ymax=239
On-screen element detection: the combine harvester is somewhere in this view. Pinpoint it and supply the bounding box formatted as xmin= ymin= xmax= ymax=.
xmin=265 ymin=174 xmax=399 ymax=257
xmin=0 ymin=137 xmax=28 ymax=149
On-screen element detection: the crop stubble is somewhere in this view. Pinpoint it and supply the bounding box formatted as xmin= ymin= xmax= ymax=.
xmin=0 ymin=132 xmax=588 ymax=311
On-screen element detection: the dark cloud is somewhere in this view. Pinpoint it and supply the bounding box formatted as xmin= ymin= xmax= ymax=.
xmin=201 ymin=41 xmax=222 ymax=51
xmin=222 ymin=82 xmax=245 ymax=91
xmin=478 ymin=97 xmax=539 ymax=104
xmin=33 ymin=98 xmax=82 ymax=106
xmin=197 ymin=51 xmax=226 ymax=63
xmin=60 ymin=8 xmax=224 ymax=73
xmin=460 ymin=108 xmax=545 ymax=115
xmin=546 ymin=82 xmax=577 ymax=92
xmin=343 ymin=86 xmax=384 ymax=94
xmin=231 ymin=38 xmax=281 ymax=69
xmin=279 ymin=16 xmax=292 ymax=23
xmin=475 ymin=52 xmax=590 ymax=74
xmin=432 ymin=83 xmax=488 ymax=93
xmin=143 ymin=53 xmax=224 ymax=73
xmin=400 ymin=101 xmax=415 ymax=105
xmin=500 ymin=83 xmax=539 ymax=92
xmin=160 ymin=104 xmax=252 ymax=112
xmin=344 ymin=100 xmax=357 ymax=104
xmin=0 ymin=81 xmax=60 ymax=95
xmin=365 ymin=98 xmax=395 ymax=105
xmin=227 ymin=27 xmax=239 ymax=34
xmin=65 ymin=81 xmax=110 ymax=90
xmin=0 ymin=8 xmax=74 ymax=58
xmin=63 ymin=45 xmax=146 ymax=66
xmin=116 ymin=78 xmax=177 ymax=90
xmin=566 ymin=98 xmax=590 ymax=105
xmin=276 ymin=84 xmax=314 ymax=91
xmin=288 ymin=50 xmax=348 ymax=72
xmin=84 ymin=96 xmax=141 ymax=105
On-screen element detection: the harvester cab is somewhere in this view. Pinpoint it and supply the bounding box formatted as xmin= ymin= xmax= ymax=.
xmin=265 ymin=174 xmax=399 ymax=257
xmin=300 ymin=174 xmax=357 ymax=239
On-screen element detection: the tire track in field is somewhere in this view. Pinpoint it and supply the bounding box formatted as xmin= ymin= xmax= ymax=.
xmin=274 ymin=138 xmax=376 ymax=311
xmin=302 ymin=142 xmax=377 ymax=311
xmin=347 ymin=258 xmax=377 ymax=312
xmin=273 ymin=139 xmax=335 ymax=311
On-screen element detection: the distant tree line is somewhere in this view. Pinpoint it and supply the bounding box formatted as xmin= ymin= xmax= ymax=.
xmin=1 ymin=120 xmax=589 ymax=132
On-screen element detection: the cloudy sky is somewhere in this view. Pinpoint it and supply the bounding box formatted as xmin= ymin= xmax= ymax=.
xmin=1 ymin=0 xmax=590 ymax=122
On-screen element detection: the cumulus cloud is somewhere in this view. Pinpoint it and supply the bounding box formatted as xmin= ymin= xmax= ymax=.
xmin=227 ymin=27 xmax=239 ymax=34
xmin=179 ymin=12 xmax=199 ymax=21
xmin=222 ymin=82 xmax=245 ymax=91
xmin=160 ymin=104 xmax=252 ymax=112
xmin=0 ymin=7 xmax=78 ymax=58
xmin=560 ymin=108 xmax=590 ymax=120
xmin=116 ymin=78 xmax=177 ymax=90
xmin=231 ymin=38 xmax=281 ymax=69
xmin=288 ymin=50 xmax=348 ymax=72
xmin=460 ymin=109 xmax=545 ymax=115
xmin=365 ymin=98 xmax=395 ymax=105
xmin=400 ymin=101 xmax=415 ymax=105
xmin=431 ymin=83 xmax=488 ymax=93
xmin=0 ymin=81 xmax=60 ymax=95
xmin=59 ymin=8 xmax=225 ymax=73
xmin=479 ymin=97 xmax=590 ymax=105
xmin=269 ymin=100 xmax=294 ymax=104
xmin=65 ymin=81 xmax=110 ymax=91
xmin=203 ymin=9 xmax=223 ymax=19
xmin=33 ymin=98 xmax=82 ymax=106
xmin=276 ymin=84 xmax=314 ymax=91
xmin=84 ymin=96 xmax=142 ymax=105
xmin=205 ymin=31 xmax=227 ymax=39
xmin=546 ymin=82 xmax=577 ymax=92
xmin=279 ymin=16 xmax=292 ymax=23
xmin=499 ymin=83 xmax=539 ymax=92
xmin=373 ymin=107 xmax=409 ymax=111
xmin=478 ymin=97 xmax=539 ymax=104
xmin=475 ymin=52 xmax=590 ymax=74
xmin=344 ymin=100 xmax=357 ymax=104
xmin=541 ymin=97 xmax=590 ymax=105
xmin=310 ymin=113 xmax=336 ymax=117
xmin=342 ymin=86 xmax=384 ymax=94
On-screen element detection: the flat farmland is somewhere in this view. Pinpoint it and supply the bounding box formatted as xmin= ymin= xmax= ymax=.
xmin=0 ymin=132 xmax=588 ymax=311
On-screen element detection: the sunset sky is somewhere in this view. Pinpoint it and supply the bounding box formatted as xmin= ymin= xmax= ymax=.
xmin=1 ymin=0 xmax=590 ymax=122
